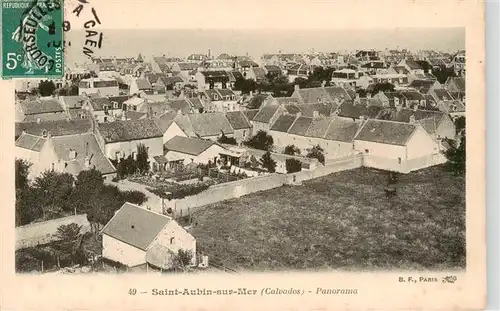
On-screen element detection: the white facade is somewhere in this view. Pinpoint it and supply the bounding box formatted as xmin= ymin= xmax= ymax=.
xmin=163 ymin=122 xmax=188 ymax=144
xmin=167 ymin=144 xmax=227 ymax=166
xmin=150 ymin=221 xmax=197 ymax=265
xmin=104 ymin=137 xmax=164 ymax=160
xmin=79 ymin=78 xmax=120 ymax=97
xmin=102 ymin=234 xmax=147 ymax=267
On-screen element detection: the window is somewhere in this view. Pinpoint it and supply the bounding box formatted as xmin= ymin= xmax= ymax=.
xmin=104 ymin=117 xmax=108 ymax=122
xmin=115 ymin=151 xmax=121 ymax=160
xmin=365 ymin=149 xmax=369 ymax=153
xmin=132 ymin=151 xmax=137 ymax=160
xmin=243 ymin=130 xmax=246 ymax=137
xmin=42 ymin=130 xmax=48 ymax=138
xmin=113 ymin=102 xmax=118 ymax=109
xmin=170 ymin=237 xmax=175 ymax=244
xmin=398 ymin=157 xmax=402 ymax=164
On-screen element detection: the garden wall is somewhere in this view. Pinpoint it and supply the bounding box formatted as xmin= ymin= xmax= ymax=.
xmin=164 ymin=174 xmax=286 ymax=216
xmin=285 ymin=153 xmax=363 ymax=184
xmin=16 ymin=214 xmax=91 ymax=250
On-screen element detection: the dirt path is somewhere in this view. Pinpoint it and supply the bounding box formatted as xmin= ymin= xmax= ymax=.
xmin=105 ymin=179 xmax=163 ymax=214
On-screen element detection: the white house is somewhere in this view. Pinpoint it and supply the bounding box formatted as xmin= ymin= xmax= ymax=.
xmin=95 ymin=119 xmax=164 ymax=161
xmin=101 ymin=202 xmax=196 ymax=268
xmin=354 ymin=119 xmax=445 ymax=173
xmin=163 ymin=136 xmax=229 ymax=167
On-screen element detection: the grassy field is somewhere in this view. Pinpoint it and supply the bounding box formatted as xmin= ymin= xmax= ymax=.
xmin=189 ymin=165 xmax=466 ymax=272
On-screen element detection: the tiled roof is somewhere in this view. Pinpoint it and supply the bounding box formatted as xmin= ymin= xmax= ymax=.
xmin=15 ymin=119 xmax=92 ymax=139
xmin=98 ymin=119 xmax=163 ymax=143
xmin=304 ymin=117 xmax=331 ymax=138
xmin=401 ymin=91 xmax=425 ymax=101
xmin=109 ymin=95 xmax=130 ymax=105
xmin=15 ymin=133 xmax=46 ymax=151
xmin=188 ymin=113 xmax=234 ymax=137
xmin=102 ymin=203 xmax=170 ymax=251
xmin=355 ymin=119 xmax=417 ymax=146
xmin=288 ymin=116 xmax=313 ymax=136
xmin=405 ymin=60 xmax=422 ymax=70
xmin=324 ymin=118 xmax=361 ymax=143
xmin=283 ymin=104 xmax=302 ymax=114
xmin=225 ymin=111 xmax=252 ymax=130
xmin=89 ymin=97 xmax=111 ymax=111
xmin=135 ymin=78 xmax=152 ymax=90
xmin=60 ymin=96 xmax=87 ymax=109
xmin=155 ymin=112 xmax=177 ymax=132
xmin=187 ymin=97 xmax=204 ymax=110
xmin=243 ymin=109 xmax=259 ymax=121
xmin=164 ymin=136 xmax=215 ymax=156
xmin=253 ymin=103 xmax=280 ymax=123
xmin=447 ymin=77 xmax=466 ymax=92
xmin=274 ymin=97 xmax=300 ymax=105
xmin=50 ymin=133 xmax=116 ymax=175
xmin=124 ymin=111 xmax=147 ymax=120
xmin=270 ymin=114 xmax=297 ymax=132
xmin=166 ymin=100 xmax=192 ymax=114
xmin=433 ymin=89 xmax=453 ymax=101
xmin=160 ymin=76 xmax=184 ymax=86
xmin=19 ymin=98 xmax=64 ymax=115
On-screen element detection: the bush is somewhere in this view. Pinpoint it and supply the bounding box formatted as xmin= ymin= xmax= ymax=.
xmin=147 ymin=182 xmax=211 ymax=200
xmin=286 ymin=159 xmax=302 ymax=173
xmin=306 ymin=145 xmax=325 ymax=165
xmin=121 ymin=190 xmax=147 ymax=205
xmin=284 ymin=145 xmax=300 ymax=156
xmin=260 ymin=151 xmax=277 ymax=173
xmin=218 ymin=133 xmax=237 ymax=145
xmin=243 ymin=130 xmax=274 ymax=151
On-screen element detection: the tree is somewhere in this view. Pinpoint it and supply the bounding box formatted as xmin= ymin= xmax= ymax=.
xmin=171 ymin=249 xmax=194 ymax=272
xmin=218 ymin=133 xmax=237 ymax=145
xmin=371 ymin=82 xmax=395 ymax=94
xmin=53 ymin=223 xmax=83 ymax=260
xmin=284 ymin=145 xmax=300 ymax=156
xmin=432 ymin=66 xmax=457 ymax=84
xmin=34 ymin=170 xmax=75 ymax=218
xmin=38 ymin=80 xmax=56 ymax=96
xmin=136 ymin=143 xmax=150 ymax=173
xmin=15 ymin=158 xmax=32 ymax=190
xmin=234 ymin=77 xmax=257 ymax=94
xmin=306 ymin=145 xmax=325 ymax=165
xmin=260 ymin=151 xmax=277 ymax=173
xmin=454 ymin=116 xmax=465 ymax=136
xmin=69 ymin=168 xmax=104 ymax=215
xmin=244 ymin=130 xmax=274 ymax=151
xmin=443 ymin=135 xmax=465 ymax=176
xmin=286 ymin=158 xmax=302 ymax=173
xmin=16 ymin=187 xmax=43 ymax=226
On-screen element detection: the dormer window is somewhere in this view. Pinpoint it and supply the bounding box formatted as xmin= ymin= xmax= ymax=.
xmin=42 ymin=130 xmax=48 ymax=138
xmin=113 ymin=101 xmax=118 ymax=109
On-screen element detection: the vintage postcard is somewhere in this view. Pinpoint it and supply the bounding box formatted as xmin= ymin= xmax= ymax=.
xmin=0 ymin=0 xmax=486 ymax=310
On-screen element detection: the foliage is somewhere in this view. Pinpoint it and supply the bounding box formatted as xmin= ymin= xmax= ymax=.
xmin=260 ymin=151 xmax=277 ymax=173
xmin=16 ymin=187 xmax=43 ymax=226
xmin=147 ymin=182 xmax=211 ymax=200
xmin=15 ymin=158 xmax=32 ymax=190
xmin=53 ymin=223 xmax=83 ymax=260
xmin=432 ymin=66 xmax=457 ymax=84
xmin=136 ymin=143 xmax=150 ymax=173
xmin=111 ymin=155 xmax=138 ymax=180
xmin=371 ymin=82 xmax=395 ymax=94
xmin=57 ymin=84 xmax=79 ymax=96
xmin=443 ymin=135 xmax=465 ymax=176
xmin=33 ymin=170 xmax=75 ymax=216
xmin=243 ymin=130 xmax=274 ymax=151
xmin=284 ymin=145 xmax=300 ymax=156
xmin=172 ymin=249 xmax=194 ymax=271
xmin=286 ymin=158 xmax=302 ymax=173
xmin=454 ymin=116 xmax=465 ymax=136
xmin=38 ymin=80 xmax=56 ymax=96
xmin=306 ymin=145 xmax=325 ymax=165
xmin=121 ymin=190 xmax=147 ymax=205
xmin=218 ymin=133 xmax=237 ymax=145
xmin=234 ymin=77 xmax=257 ymax=94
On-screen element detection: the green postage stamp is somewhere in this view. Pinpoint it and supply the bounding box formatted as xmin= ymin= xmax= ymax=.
xmin=1 ymin=0 xmax=64 ymax=79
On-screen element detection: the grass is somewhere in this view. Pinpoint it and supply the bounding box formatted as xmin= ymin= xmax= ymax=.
xmin=189 ymin=165 xmax=466 ymax=272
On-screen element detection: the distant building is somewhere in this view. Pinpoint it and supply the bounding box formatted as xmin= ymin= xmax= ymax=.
xmin=79 ymin=78 xmax=120 ymax=97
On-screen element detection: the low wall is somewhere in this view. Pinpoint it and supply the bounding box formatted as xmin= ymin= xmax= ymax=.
xmin=165 ymin=174 xmax=286 ymax=217
xmin=16 ymin=214 xmax=91 ymax=250
xmin=285 ymin=154 xmax=363 ymax=184
xmin=363 ymin=154 xmax=446 ymax=173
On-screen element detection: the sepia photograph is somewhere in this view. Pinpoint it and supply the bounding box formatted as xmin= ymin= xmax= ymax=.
xmin=1 ymin=0 xmax=486 ymax=310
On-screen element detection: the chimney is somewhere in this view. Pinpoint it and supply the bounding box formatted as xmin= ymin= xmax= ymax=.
xmin=294 ymin=84 xmax=300 ymax=91
xmin=84 ymin=154 xmax=93 ymax=168
xmin=69 ymin=149 xmax=76 ymax=160
xmin=296 ymin=112 xmax=302 ymax=118
xmin=413 ymin=104 xmax=419 ymax=111
xmin=37 ymin=118 xmax=41 ymax=124
xmin=321 ymin=80 xmax=327 ymax=87
xmin=312 ymin=111 xmax=320 ymax=119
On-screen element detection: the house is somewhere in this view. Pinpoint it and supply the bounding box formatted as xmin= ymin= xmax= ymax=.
xmin=286 ymin=63 xmax=309 ymax=82
xmin=102 ymin=202 xmax=196 ymax=268
xmin=252 ymin=100 xmax=286 ymax=133
xmin=171 ymin=62 xmax=199 ymax=80
xmin=236 ymin=58 xmax=259 ymax=75
xmin=444 ymin=77 xmax=466 ymax=93
xmin=187 ymin=54 xmax=207 ymax=62
xmin=95 ymin=119 xmax=164 ymax=161
xmin=16 ymin=97 xmax=67 ymax=122
xmin=82 ymin=96 xmax=122 ymax=123
xmin=371 ymin=73 xmax=409 ymax=87
xmin=360 ymin=61 xmax=386 ymax=75
xmin=398 ymin=59 xmax=424 ymax=76
xmin=264 ymin=65 xmax=282 ymax=78
xmin=79 ymin=78 xmax=120 ymax=97
xmin=437 ymin=100 xmax=466 ymax=119
xmin=376 ymin=107 xmax=456 ymax=141
xmin=15 ymin=119 xmax=92 ymax=140
xmin=431 ymin=88 xmax=454 ymax=103
xmin=155 ymin=112 xmax=189 ymax=144
xmin=408 ymin=79 xmax=441 ymax=95
xmin=203 ymin=89 xmax=239 ymax=112
xmin=187 ymin=113 xmax=234 ymax=140
xmin=291 ymin=85 xmax=351 ymax=104
xmin=163 ymin=136 xmax=229 ymax=167
xmin=195 ymin=71 xmax=230 ymax=90
xmin=159 ymin=76 xmax=185 ymax=91
xmin=400 ymin=90 xmax=426 ymax=108
xmin=16 ymin=132 xmax=116 ymax=180
xmin=246 ymin=67 xmax=267 ymax=82
xmin=452 ymin=51 xmax=466 ymax=76
xmin=225 ymin=111 xmax=252 ymax=142
xmin=130 ymin=78 xmax=153 ymax=95
xmin=354 ymin=119 xmax=444 ymax=173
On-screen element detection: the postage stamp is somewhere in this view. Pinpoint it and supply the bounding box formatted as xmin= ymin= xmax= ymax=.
xmin=1 ymin=0 xmax=64 ymax=79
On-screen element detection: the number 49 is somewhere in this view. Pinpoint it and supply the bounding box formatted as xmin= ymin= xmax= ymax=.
xmin=6 ymin=53 xmax=22 ymax=70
